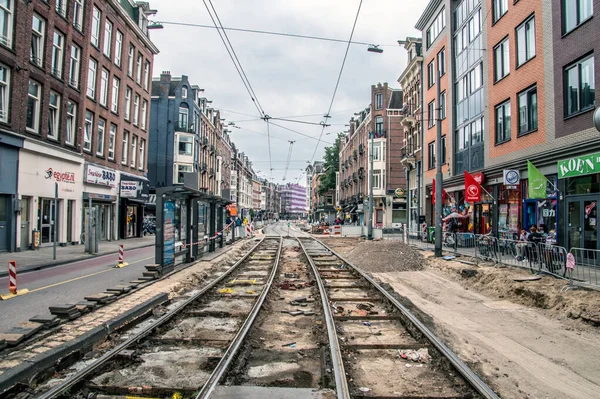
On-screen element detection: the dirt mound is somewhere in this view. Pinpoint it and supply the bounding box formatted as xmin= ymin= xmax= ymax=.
xmin=343 ymin=240 xmax=424 ymax=273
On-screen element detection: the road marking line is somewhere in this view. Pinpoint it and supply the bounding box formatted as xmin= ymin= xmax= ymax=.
xmin=23 ymin=256 xmax=155 ymax=295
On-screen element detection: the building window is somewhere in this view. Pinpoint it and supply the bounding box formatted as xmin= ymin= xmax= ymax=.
xmin=51 ymin=31 xmax=64 ymax=78
xmin=121 ymin=130 xmax=129 ymax=164
xmin=97 ymin=118 xmax=105 ymax=156
xmin=66 ymin=101 xmax=76 ymax=146
xmin=495 ymin=100 xmax=511 ymax=144
xmin=516 ymin=16 xmax=535 ymax=67
xmin=31 ymin=15 xmax=45 ymax=67
xmin=141 ymin=99 xmax=147 ymax=129
xmin=69 ymin=44 xmax=80 ymax=88
xmin=0 ymin=0 xmax=14 ymax=48
xmin=493 ymin=0 xmax=508 ymax=23
xmin=428 ymin=100 xmax=435 ymax=128
xmin=469 ymin=63 xmax=482 ymax=93
xmin=372 ymin=142 xmax=385 ymax=162
xmin=375 ymin=116 xmax=384 ymax=136
xmin=565 ymin=54 xmax=595 ymax=117
xmin=373 ymin=170 xmax=383 ymax=190
xmin=494 ymin=37 xmax=509 ymax=82
xmin=127 ymin=44 xmax=134 ymax=76
xmin=0 ymin=65 xmax=9 ymax=122
xmin=426 ymin=7 xmax=445 ymax=48
xmin=178 ymin=105 xmax=188 ymax=128
xmin=87 ymin=58 xmax=97 ymax=98
xmin=563 ymin=0 xmax=593 ymax=34
xmin=103 ymin=20 xmax=112 ymax=57
xmin=144 ymin=61 xmax=150 ymax=90
xmin=441 ymin=135 xmax=447 ymax=165
xmin=427 ymin=60 xmax=435 ymax=88
xmin=439 ymin=91 xmax=446 ymax=119
xmin=26 ymin=80 xmax=41 ymax=132
xmin=47 ymin=91 xmax=60 ymax=140
xmin=133 ymin=94 xmax=140 ymax=125
xmin=124 ymin=87 xmax=131 ymax=120
xmin=115 ymin=30 xmax=123 ymax=66
xmin=111 ymin=76 xmax=120 ymax=113
xmin=437 ymin=48 xmax=445 ymax=76
xmin=375 ymin=93 xmax=383 ymax=109
xmin=518 ymin=86 xmax=538 ymax=134
xmin=73 ymin=0 xmax=84 ymax=31
xmin=91 ymin=6 xmax=100 ymax=47
xmin=471 ymin=117 xmax=484 ymax=144
xmin=131 ymin=135 xmax=137 ymax=167
xmin=181 ymin=86 xmax=188 ymax=98
xmin=139 ymin=139 xmax=145 ymax=170
xmin=428 ymin=141 xmax=435 ymax=169
xmin=55 ymin=0 xmax=67 ymax=17
xmin=136 ymin=53 xmax=142 ymax=84
xmin=84 ymin=110 xmax=93 ymax=152
xmin=176 ymin=164 xmax=193 ymax=184
xmin=108 ymin=123 xmax=116 ymax=160
xmin=100 ymin=68 xmax=109 ymax=106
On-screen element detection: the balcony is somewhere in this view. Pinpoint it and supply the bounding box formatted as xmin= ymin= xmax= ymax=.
xmin=201 ymin=136 xmax=209 ymax=148
xmin=210 ymin=144 xmax=215 ymax=154
xmin=210 ymin=167 xmax=215 ymax=176
xmin=400 ymin=104 xmax=417 ymax=126
xmin=371 ymin=130 xmax=386 ymax=139
xmin=358 ymin=144 xmax=364 ymax=155
xmin=400 ymin=144 xmax=416 ymax=166
xmin=200 ymin=163 xmax=208 ymax=173
xmin=358 ymin=167 xmax=364 ymax=179
xmin=175 ymin=121 xmax=195 ymax=133
xmin=353 ymin=149 xmax=358 ymax=160
xmin=352 ymin=172 xmax=357 ymax=182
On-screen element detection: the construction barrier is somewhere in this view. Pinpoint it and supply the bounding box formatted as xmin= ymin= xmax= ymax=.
xmin=332 ymin=225 xmax=341 ymax=235
xmin=567 ymin=247 xmax=600 ymax=288
xmin=8 ymin=261 xmax=17 ymax=294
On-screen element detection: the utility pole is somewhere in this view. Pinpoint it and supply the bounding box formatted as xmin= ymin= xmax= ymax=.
xmin=434 ymin=71 xmax=443 ymax=257
xmin=53 ymin=182 xmax=58 ymax=260
xmin=367 ymin=132 xmax=374 ymax=240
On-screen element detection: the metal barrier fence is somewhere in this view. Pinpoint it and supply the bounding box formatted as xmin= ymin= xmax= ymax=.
xmin=341 ymin=225 xmax=362 ymax=237
xmin=567 ymin=248 xmax=600 ymax=288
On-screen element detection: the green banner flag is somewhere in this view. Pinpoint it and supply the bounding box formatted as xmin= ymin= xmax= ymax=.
xmin=527 ymin=160 xmax=548 ymax=199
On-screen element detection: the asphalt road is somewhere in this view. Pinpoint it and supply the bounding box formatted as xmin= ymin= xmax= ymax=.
xmin=0 ymin=246 xmax=155 ymax=332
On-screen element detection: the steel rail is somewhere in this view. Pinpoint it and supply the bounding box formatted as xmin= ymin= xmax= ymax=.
xmin=314 ymin=237 xmax=502 ymax=399
xmin=296 ymin=237 xmax=351 ymax=399
xmin=38 ymin=237 xmax=268 ymax=399
xmin=195 ymin=236 xmax=283 ymax=398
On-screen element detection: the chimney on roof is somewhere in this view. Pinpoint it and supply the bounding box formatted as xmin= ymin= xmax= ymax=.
xmin=159 ymin=71 xmax=171 ymax=96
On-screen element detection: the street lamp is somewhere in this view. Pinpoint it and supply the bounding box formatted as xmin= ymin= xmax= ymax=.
xmin=594 ymin=108 xmax=600 ymax=132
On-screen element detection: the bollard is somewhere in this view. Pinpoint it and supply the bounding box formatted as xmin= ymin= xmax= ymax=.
xmin=116 ymin=244 xmax=129 ymax=268
xmin=8 ymin=261 xmax=17 ymax=294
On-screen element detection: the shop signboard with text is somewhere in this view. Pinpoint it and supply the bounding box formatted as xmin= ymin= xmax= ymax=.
xmin=119 ymin=178 xmax=149 ymax=199
xmin=85 ymin=164 xmax=117 ymax=187
xmin=558 ymin=152 xmax=600 ymax=179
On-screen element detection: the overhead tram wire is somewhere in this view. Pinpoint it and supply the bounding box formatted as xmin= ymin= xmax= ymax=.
xmin=267 ymin=121 xmax=334 ymax=145
xmin=309 ymin=0 xmax=363 ymax=164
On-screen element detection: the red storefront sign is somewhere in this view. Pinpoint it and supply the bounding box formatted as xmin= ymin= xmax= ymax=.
xmin=464 ymin=171 xmax=481 ymax=203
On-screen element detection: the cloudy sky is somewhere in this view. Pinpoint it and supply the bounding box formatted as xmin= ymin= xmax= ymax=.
xmin=149 ymin=0 xmax=426 ymax=185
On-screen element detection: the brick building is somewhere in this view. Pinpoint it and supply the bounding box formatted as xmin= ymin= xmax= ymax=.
xmin=0 ymin=0 xmax=158 ymax=252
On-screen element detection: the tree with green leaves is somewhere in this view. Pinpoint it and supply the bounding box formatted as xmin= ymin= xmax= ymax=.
xmin=318 ymin=133 xmax=344 ymax=196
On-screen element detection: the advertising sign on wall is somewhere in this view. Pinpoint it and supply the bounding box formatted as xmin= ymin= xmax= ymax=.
xmin=120 ymin=181 xmax=140 ymax=198
xmin=85 ymin=164 xmax=117 ymax=187
xmin=163 ymin=200 xmax=175 ymax=267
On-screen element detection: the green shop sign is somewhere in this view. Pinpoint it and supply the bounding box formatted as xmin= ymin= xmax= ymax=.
xmin=558 ymin=152 xmax=600 ymax=179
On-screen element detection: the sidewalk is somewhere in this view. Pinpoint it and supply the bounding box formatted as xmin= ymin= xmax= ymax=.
xmin=0 ymin=235 xmax=156 ymax=276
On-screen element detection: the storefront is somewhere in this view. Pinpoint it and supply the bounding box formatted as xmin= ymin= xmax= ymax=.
xmin=17 ymin=141 xmax=83 ymax=249
xmin=119 ymin=174 xmax=149 ymax=239
xmin=83 ymin=164 xmax=118 ymax=242
xmin=1 ymin=131 xmax=23 ymax=252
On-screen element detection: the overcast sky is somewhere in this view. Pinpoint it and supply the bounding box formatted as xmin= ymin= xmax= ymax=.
xmin=149 ymin=0 xmax=425 ymax=185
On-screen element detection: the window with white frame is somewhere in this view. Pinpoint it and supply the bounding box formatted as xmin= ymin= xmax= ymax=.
xmin=51 ymin=31 xmax=64 ymax=78
xmin=133 ymin=94 xmax=139 ymax=125
xmin=97 ymin=118 xmax=105 ymax=156
xmin=91 ymin=6 xmax=100 ymax=47
xmin=103 ymin=19 xmax=112 ymax=57
xmin=108 ymin=123 xmax=116 ymax=160
xmin=121 ymin=130 xmax=129 ymax=164
xmin=372 ymin=142 xmax=385 ymax=162
xmin=0 ymin=0 xmax=14 ymax=48
xmin=114 ymin=30 xmax=123 ymax=66
xmin=55 ymin=0 xmax=66 ymax=17
xmin=69 ymin=44 xmax=80 ymax=88
xmin=144 ymin=61 xmax=150 ymax=90
xmin=84 ymin=110 xmax=93 ymax=152
xmin=426 ymin=7 xmax=445 ymax=48
xmin=127 ymin=44 xmax=134 ymax=76
xmin=31 ymin=15 xmax=45 ymax=67
xmin=0 ymin=65 xmax=9 ymax=122
xmin=48 ymin=91 xmax=60 ymax=140
xmin=130 ymin=135 xmax=137 ymax=167
xmin=181 ymin=86 xmax=187 ymax=98
xmin=141 ymin=99 xmax=147 ymax=129
xmin=73 ymin=0 xmax=84 ymax=31
xmin=100 ymin=68 xmax=109 ymax=106
xmin=469 ymin=63 xmax=482 ymax=93
xmin=373 ymin=170 xmax=383 ymax=190
xmin=26 ymin=80 xmax=41 ymax=132
xmin=124 ymin=87 xmax=131 ymax=120
xmin=516 ymin=16 xmax=535 ymax=67
xmin=87 ymin=58 xmax=97 ymax=98
xmin=178 ymin=135 xmax=193 ymax=156
xmin=139 ymin=139 xmax=145 ymax=170
xmin=493 ymin=37 xmax=509 ymax=82
xmin=375 ymin=93 xmax=383 ymax=109
xmin=66 ymin=100 xmax=76 ymax=145
xmin=111 ymin=76 xmax=119 ymax=113
xmin=136 ymin=53 xmax=142 ymax=84
xmin=176 ymin=164 xmax=193 ymax=184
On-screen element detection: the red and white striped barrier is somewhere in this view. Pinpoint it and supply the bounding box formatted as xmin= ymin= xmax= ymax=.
xmin=8 ymin=261 xmax=17 ymax=295
xmin=245 ymin=224 xmax=252 ymax=238
xmin=333 ymin=225 xmax=341 ymax=235
xmin=115 ymin=245 xmax=129 ymax=268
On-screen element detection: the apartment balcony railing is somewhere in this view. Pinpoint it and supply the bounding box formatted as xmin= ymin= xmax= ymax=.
xmin=400 ymin=143 xmax=417 ymax=166
xmin=210 ymin=167 xmax=215 ymax=176
xmin=210 ymin=144 xmax=215 ymax=154
xmin=352 ymin=172 xmax=357 ymax=182
xmin=202 ymin=136 xmax=209 ymax=147
xmin=353 ymin=149 xmax=358 ymax=160
xmin=175 ymin=121 xmax=195 ymax=133
xmin=358 ymin=143 xmax=364 ymax=155
xmin=400 ymin=104 xmax=418 ymax=126
xmin=371 ymin=130 xmax=386 ymax=139
xmin=200 ymin=163 xmax=208 ymax=173
xmin=358 ymin=167 xmax=365 ymax=179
